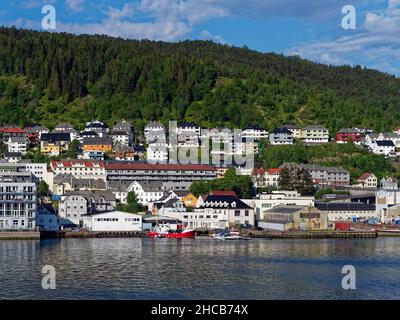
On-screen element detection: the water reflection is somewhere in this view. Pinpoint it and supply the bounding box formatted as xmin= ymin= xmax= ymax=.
xmin=0 ymin=238 xmax=399 ymax=300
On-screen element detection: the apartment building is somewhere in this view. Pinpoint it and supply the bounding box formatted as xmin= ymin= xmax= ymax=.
xmin=301 ymin=125 xmax=329 ymax=144
xmin=0 ymin=172 xmax=37 ymax=231
xmin=50 ymin=160 xmax=106 ymax=181
xmin=105 ymin=162 xmax=217 ymax=190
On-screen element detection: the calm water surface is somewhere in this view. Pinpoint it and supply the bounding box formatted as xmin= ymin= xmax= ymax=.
xmin=1 ymin=237 xmax=399 ymax=299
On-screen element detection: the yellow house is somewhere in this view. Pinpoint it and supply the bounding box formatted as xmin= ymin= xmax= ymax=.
xmin=83 ymin=137 xmax=113 ymax=153
xmin=40 ymin=133 xmax=71 ymax=156
xmin=182 ymin=193 xmax=198 ymax=207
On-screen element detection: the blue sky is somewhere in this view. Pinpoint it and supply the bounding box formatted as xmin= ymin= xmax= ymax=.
xmin=1 ymin=0 xmax=400 ymax=76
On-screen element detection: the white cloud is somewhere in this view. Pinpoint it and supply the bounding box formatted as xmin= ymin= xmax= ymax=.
xmin=199 ymin=30 xmax=228 ymax=45
xmin=65 ymin=0 xmax=85 ymax=12
xmin=56 ymin=0 xmax=228 ymax=41
xmin=20 ymin=0 xmax=57 ymax=9
xmin=287 ymin=0 xmax=400 ymax=75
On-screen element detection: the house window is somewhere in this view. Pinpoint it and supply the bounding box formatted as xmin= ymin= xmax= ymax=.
xmin=235 ymin=210 xmax=240 ymax=217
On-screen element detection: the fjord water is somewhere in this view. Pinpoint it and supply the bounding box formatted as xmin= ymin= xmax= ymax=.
xmin=1 ymin=238 xmax=399 ymax=300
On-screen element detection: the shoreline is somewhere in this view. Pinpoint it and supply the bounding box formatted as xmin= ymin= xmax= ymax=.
xmin=4 ymin=229 xmax=400 ymax=240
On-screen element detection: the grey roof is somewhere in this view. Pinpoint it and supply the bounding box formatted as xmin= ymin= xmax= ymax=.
xmin=264 ymin=205 xmax=309 ymax=214
xmin=109 ymin=131 xmax=129 ymax=136
xmin=83 ymin=136 xmax=113 ymax=145
xmin=107 ymin=181 xmax=132 ymax=192
xmin=41 ymin=133 xmax=71 ymax=142
xmin=9 ymin=136 xmax=27 ymax=143
xmin=163 ymin=198 xmax=184 ymax=208
xmin=63 ymin=190 xmax=116 ymax=202
xmin=282 ymin=124 xmax=300 ymax=130
xmin=315 ymin=202 xmax=376 ymax=211
xmin=54 ymin=122 xmax=75 ymax=130
xmin=137 ymin=180 xmax=164 ymax=192
xmin=271 ymin=127 xmax=293 ymax=135
xmin=143 ymin=215 xmax=182 ymax=223
xmin=4 ymin=152 xmax=22 ymax=158
xmin=54 ymin=175 xmax=106 ymax=189
xmin=145 ymin=121 xmax=164 ymax=129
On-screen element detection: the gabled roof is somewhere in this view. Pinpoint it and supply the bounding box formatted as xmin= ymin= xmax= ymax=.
xmin=63 ymin=190 xmax=115 ymax=202
xmin=358 ymin=173 xmax=376 ymax=181
xmin=41 ymin=133 xmax=71 ymax=143
xmin=145 ymin=121 xmax=164 ymax=129
xmin=271 ymin=127 xmax=292 ymax=135
xmin=201 ymin=195 xmax=251 ymax=209
xmin=244 ymin=124 xmax=267 ymax=131
xmin=80 ymin=131 xmax=98 ymax=137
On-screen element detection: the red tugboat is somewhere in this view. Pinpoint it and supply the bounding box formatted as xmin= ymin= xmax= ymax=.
xmin=147 ymin=223 xmax=196 ymax=239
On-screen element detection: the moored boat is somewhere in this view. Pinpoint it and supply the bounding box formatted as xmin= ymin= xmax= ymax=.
xmin=147 ymin=223 xmax=196 ymax=239
xmin=212 ymin=229 xmax=243 ymax=240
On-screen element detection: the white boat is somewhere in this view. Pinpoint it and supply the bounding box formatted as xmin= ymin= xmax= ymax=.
xmin=212 ymin=229 xmax=243 ymax=240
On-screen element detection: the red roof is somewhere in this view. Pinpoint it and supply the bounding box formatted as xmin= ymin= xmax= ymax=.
xmin=105 ymin=162 xmax=216 ymax=171
xmin=209 ymin=190 xmax=237 ymax=197
xmin=253 ymin=168 xmax=281 ymax=175
xmin=358 ymin=173 xmax=375 ymax=181
xmin=51 ymin=160 xmax=105 ymax=168
xmin=0 ymin=128 xmax=25 ymax=133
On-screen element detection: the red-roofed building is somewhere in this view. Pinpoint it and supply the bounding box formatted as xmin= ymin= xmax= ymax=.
xmin=105 ymin=162 xmax=217 ymax=190
xmin=0 ymin=127 xmax=26 ymax=144
xmin=252 ymin=168 xmax=282 ymax=189
xmin=50 ymin=160 xmax=106 ymax=181
xmin=356 ymin=173 xmax=378 ymax=189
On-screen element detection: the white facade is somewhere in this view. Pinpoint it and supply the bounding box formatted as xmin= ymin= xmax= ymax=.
xmin=243 ymin=191 xmax=315 ymax=220
xmin=242 ymin=127 xmax=268 ymax=140
xmin=83 ymin=211 xmax=142 ymax=232
xmin=50 ymin=160 xmax=106 ymax=181
xmin=301 ymin=126 xmax=329 ymax=143
xmin=166 ymin=210 xmax=227 ymax=229
xmin=370 ymin=140 xmax=396 ymax=157
xmin=0 ymin=174 xmax=37 ymax=231
xmin=146 ymin=144 xmax=169 ymax=163
xmin=113 ymin=181 xmax=165 ymax=207
xmin=8 ymin=137 xmax=27 ymax=155
xmin=110 ymin=132 xmax=131 ymax=146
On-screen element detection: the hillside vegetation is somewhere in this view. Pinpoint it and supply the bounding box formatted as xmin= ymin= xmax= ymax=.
xmin=1 ymin=27 xmax=400 ymax=134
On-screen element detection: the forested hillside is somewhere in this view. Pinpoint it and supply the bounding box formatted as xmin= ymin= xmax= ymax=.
xmin=1 ymin=26 xmax=400 ymax=133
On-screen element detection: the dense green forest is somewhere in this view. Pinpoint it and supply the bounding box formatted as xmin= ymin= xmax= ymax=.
xmin=1 ymin=27 xmax=400 ymax=134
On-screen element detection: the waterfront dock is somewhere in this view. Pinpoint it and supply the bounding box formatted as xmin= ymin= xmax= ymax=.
xmin=241 ymin=230 xmax=377 ymax=239
xmin=59 ymin=230 xmax=144 ymax=238
xmin=0 ymin=231 xmax=40 ymax=240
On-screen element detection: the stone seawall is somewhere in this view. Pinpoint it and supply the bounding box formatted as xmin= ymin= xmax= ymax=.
xmin=0 ymin=231 xmax=40 ymax=240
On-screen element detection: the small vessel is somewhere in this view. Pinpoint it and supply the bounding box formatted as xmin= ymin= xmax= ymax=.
xmin=147 ymin=222 xmax=196 ymax=239
xmin=212 ymin=229 xmax=243 ymax=240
